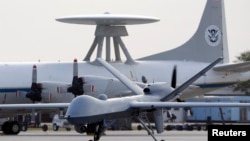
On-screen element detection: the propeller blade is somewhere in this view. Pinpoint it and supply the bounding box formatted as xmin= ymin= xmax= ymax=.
xmin=171 ymin=65 xmax=177 ymax=88
xmin=67 ymin=59 xmax=84 ymax=97
xmin=32 ymin=65 xmax=37 ymax=84
xmin=73 ymin=59 xmax=78 ymax=77
xmin=26 ymin=65 xmax=42 ymax=103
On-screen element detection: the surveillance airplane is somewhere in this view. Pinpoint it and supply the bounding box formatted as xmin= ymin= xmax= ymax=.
xmin=1 ymin=0 xmax=250 ymax=135
xmin=1 ymin=0 xmax=249 ymax=105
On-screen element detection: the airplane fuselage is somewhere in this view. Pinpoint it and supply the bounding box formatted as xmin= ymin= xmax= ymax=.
xmin=0 ymin=59 xmax=246 ymax=105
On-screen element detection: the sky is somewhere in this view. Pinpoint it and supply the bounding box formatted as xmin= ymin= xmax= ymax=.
xmin=0 ymin=0 xmax=249 ymax=63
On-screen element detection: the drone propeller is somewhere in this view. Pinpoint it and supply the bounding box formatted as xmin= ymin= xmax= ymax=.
xmin=171 ymin=65 xmax=177 ymax=89
xmin=67 ymin=59 xmax=84 ymax=97
xmin=141 ymin=75 xmax=147 ymax=84
xmin=161 ymin=57 xmax=223 ymax=101
xmin=25 ymin=65 xmax=42 ymax=103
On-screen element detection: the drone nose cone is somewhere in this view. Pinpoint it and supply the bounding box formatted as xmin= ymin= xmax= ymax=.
xmin=65 ymin=96 xmax=88 ymax=124
xmin=65 ymin=95 xmax=104 ymax=125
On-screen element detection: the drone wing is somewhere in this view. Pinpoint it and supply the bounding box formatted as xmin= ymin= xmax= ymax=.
xmin=97 ymin=58 xmax=144 ymax=95
xmin=130 ymin=101 xmax=250 ymax=109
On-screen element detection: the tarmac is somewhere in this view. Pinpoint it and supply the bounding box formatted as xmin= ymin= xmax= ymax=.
xmin=0 ymin=129 xmax=208 ymax=141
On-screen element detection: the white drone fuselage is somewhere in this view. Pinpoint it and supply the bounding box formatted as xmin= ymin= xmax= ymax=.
xmin=65 ymin=81 xmax=172 ymax=135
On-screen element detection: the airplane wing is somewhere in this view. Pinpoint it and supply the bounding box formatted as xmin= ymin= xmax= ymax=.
xmin=130 ymin=101 xmax=250 ymax=109
xmin=0 ymin=103 xmax=69 ymax=119
xmin=0 ymin=103 xmax=69 ymax=109
xmin=213 ymin=61 xmax=250 ymax=72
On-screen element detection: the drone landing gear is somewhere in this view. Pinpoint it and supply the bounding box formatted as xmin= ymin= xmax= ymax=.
xmin=137 ymin=116 xmax=164 ymax=141
xmin=137 ymin=117 xmax=164 ymax=141
xmin=92 ymin=121 xmax=105 ymax=141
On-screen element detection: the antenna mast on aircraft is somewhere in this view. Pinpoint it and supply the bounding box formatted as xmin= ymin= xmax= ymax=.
xmin=56 ymin=12 xmax=159 ymax=64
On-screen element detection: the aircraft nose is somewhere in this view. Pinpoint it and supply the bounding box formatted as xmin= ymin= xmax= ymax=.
xmin=65 ymin=95 xmax=100 ymax=118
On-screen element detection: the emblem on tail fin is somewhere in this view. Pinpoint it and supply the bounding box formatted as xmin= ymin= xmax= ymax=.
xmin=205 ymin=25 xmax=221 ymax=47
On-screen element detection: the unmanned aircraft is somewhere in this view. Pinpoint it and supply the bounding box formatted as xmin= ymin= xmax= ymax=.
xmin=64 ymin=57 xmax=250 ymax=141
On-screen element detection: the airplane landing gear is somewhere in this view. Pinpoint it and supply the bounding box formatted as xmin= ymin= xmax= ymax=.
xmin=42 ymin=124 xmax=48 ymax=132
xmin=2 ymin=121 xmax=21 ymax=135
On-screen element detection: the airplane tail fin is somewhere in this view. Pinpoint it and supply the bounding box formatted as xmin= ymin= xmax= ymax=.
xmin=139 ymin=0 xmax=229 ymax=63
